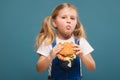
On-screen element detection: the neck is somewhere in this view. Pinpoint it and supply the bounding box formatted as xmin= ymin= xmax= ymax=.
xmin=57 ymin=33 xmax=72 ymax=40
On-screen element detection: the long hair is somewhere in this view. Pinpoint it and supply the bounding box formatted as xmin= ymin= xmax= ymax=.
xmin=35 ymin=3 xmax=86 ymax=49
xmin=35 ymin=16 xmax=55 ymax=48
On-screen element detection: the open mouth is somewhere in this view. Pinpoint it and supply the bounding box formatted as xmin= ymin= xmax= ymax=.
xmin=66 ymin=25 xmax=71 ymax=30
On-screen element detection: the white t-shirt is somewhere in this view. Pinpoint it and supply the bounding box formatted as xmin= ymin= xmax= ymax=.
xmin=37 ymin=36 xmax=94 ymax=56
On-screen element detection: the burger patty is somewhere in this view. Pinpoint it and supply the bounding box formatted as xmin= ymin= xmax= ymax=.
xmin=58 ymin=54 xmax=76 ymax=61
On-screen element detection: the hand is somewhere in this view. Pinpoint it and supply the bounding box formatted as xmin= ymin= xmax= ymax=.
xmin=72 ymin=43 xmax=83 ymax=56
xmin=50 ymin=44 xmax=63 ymax=59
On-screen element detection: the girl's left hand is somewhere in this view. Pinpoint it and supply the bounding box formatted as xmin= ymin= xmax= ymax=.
xmin=72 ymin=43 xmax=83 ymax=56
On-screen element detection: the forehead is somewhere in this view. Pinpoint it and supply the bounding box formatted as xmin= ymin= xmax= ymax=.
xmin=58 ymin=7 xmax=77 ymax=16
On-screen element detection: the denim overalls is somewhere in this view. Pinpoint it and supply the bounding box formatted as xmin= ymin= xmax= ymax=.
xmin=48 ymin=38 xmax=82 ymax=80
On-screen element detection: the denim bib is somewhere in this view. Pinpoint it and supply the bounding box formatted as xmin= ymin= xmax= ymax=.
xmin=48 ymin=38 xmax=82 ymax=80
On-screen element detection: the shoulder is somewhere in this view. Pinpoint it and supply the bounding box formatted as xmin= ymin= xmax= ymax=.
xmin=79 ymin=37 xmax=94 ymax=55
xmin=36 ymin=43 xmax=52 ymax=56
xmin=79 ymin=37 xmax=87 ymax=44
xmin=79 ymin=37 xmax=92 ymax=45
xmin=79 ymin=37 xmax=86 ymax=41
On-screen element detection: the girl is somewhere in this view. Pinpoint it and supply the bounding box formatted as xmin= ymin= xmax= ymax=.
xmin=35 ymin=3 xmax=96 ymax=80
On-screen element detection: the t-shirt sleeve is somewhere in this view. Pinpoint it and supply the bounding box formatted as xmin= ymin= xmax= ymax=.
xmin=79 ymin=38 xmax=94 ymax=56
xmin=36 ymin=44 xmax=52 ymax=57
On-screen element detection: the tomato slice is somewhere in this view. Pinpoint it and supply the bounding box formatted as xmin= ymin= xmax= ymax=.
xmin=58 ymin=54 xmax=66 ymax=61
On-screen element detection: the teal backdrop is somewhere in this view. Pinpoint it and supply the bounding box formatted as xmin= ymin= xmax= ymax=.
xmin=0 ymin=0 xmax=120 ymax=80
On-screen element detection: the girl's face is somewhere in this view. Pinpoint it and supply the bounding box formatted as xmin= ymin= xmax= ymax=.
xmin=53 ymin=7 xmax=77 ymax=39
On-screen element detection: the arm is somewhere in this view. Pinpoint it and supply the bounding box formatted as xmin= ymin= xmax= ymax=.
xmin=36 ymin=44 xmax=63 ymax=72
xmin=79 ymin=53 xmax=96 ymax=71
xmin=36 ymin=54 xmax=53 ymax=72
xmin=73 ymin=43 xmax=96 ymax=71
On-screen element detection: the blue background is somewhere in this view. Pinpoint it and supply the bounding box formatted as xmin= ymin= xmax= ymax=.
xmin=0 ymin=0 xmax=120 ymax=80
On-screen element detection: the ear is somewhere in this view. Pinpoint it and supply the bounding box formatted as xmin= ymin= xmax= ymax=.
xmin=52 ymin=19 xmax=57 ymax=28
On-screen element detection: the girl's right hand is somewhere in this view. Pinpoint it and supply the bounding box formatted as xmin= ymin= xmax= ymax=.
xmin=50 ymin=44 xmax=63 ymax=59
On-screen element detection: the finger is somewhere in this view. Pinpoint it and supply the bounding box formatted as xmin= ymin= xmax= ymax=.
xmin=53 ymin=44 xmax=63 ymax=53
xmin=76 ymin=50 xmax=82 ymax=55
xmin=73 ymin=46 xmax=81 ymax=52
xmin=57 ymin=44 xmax=64 ymax=52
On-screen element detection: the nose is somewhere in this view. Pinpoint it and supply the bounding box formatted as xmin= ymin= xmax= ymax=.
xmin=66 ymin=18 xmax=71 ymax=24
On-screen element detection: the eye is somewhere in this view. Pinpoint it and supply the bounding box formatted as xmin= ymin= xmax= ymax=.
xmin=71 ymin=17 xmax=75 ymax=20
xmin=61 ymin=16 xmax=66 ymax=19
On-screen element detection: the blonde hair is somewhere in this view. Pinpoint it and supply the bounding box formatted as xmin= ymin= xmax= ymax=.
xmin=35 ymin=3 xmax=86 ymax=49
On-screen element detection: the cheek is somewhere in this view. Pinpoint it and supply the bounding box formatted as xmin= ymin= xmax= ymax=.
xmin=57 ymin=21 xmax=66 ymax=28
xmin=72 ymin=22 xmax=77 ymax=29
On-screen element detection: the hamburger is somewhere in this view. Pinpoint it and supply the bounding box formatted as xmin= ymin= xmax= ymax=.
xmin=57 ymin=42 xmax=76 ymax=67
